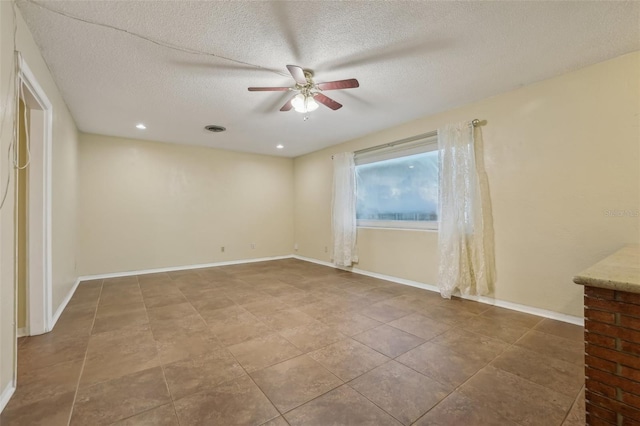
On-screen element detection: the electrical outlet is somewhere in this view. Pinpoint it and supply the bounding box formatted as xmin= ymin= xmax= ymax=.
xmin=251 ymin=243 xmax=256 ymax=249
xmin=221 ymin=246 xmax=225 ymax=253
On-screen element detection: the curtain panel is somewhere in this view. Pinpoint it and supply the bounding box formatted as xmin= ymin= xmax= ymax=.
xmin=437 ymin=122 xmax=493 ymax=298
xmin=331 ymin=152 xmax=358 ymax=267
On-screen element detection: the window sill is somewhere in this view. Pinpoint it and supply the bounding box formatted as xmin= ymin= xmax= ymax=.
xmin=356 ymin=221 xmax=438 ymax=232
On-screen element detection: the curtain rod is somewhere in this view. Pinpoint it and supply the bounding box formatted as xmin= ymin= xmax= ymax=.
xmin=333 ymin=119 xmax=481 ymax=158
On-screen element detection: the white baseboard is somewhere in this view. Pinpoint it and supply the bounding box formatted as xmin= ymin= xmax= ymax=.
xmin=77 ymin=255 xmax=294 ymax=282
xmin=0 ymin=380 xmax=16 ymax=413
xmin=16 ymin=328 xmax=28 ymax=338
xmin=49 ymin=277 xmax=81 ymax=331
xmin=293 ymin=255 xmax=584 ymax=326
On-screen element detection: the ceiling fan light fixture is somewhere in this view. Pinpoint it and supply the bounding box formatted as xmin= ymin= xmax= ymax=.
xmin=291 ymin=93 xmax=318 ymax=113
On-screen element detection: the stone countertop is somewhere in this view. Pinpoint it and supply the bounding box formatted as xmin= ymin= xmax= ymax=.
xmin=574 ymin=244 xmax=640 ymax=294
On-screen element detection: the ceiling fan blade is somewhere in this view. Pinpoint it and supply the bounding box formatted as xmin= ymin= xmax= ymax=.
xmin=316 ymin=79 xmax=360 ymax=91
xmin=314 ymin=93 xmax=343 ymax=110
xmin=248 ymin=87 xmax=291 ymax=92
xmin=286 ymin=65 xmax=307 ymax=85
xmin=280 ymin=96 xmax=296 ymax=111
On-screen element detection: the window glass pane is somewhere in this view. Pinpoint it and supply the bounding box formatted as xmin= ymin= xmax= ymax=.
xmin=356 ymin=151 xmax=438 ymax=222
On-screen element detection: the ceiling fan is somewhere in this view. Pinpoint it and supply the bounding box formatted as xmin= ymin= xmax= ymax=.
xmin=248 ymin=65 xmax=359 ymax=113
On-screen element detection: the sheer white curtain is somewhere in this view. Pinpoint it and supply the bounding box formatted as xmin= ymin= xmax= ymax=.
xmin=331 ymin=152 xmax=358 ymax=267
xmin=437 ymin=122 xmax=493 ymax=298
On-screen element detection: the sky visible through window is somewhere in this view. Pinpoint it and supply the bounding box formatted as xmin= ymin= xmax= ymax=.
xmin=356 ymin=151 xmax=438 ymax=221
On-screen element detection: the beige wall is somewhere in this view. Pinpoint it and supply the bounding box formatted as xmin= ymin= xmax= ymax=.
xmin=294 ymin=51 xmax=640 ymax=317
xmin=1 ymin=2 xmax=79 ymax=399
xmin=77 ymin=134 xmax=294 ymax=276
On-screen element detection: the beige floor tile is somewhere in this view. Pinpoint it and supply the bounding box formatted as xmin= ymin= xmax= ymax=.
xmin=260 ymin=416 xmax=289 ymax=426
xmin=480 ymin=306 xmax=543 ymax=329
xmin=250 ymin=355 xmax=342 ymax=413
xmin=81 ymin=324 xmax=160 ymax=387
xmin=319 ymin=311 xmax=382 ymax=336
xmin=491 ymin=345 xmax=584 ymax=398
xmin=413 ymin=391 xmax=518 ymax=426
xmin=261 ymin=308 xmax=316 ymax=332
xmin=285 ymin=385 xmax=402 ymax=426
xmin=308 ymin=338 xmax=390 ymax=381
xmin=297 ymin=300 xmax=346 ymax=320
xmin=388 ymin=312 xmax=451 ymax=340
xmin=353 ymin=324 xmax=425 ymax=358
xmin=189 ymin=294 xmax=236 ymax=313
xmin=149 ymin=313 xmax=210 ymax=343
xmin=146 ymin=302 xmax=197 ymax=321
xmin=515 ymin=330 xmax=585 ymax=365
xmin=241 ymin=298 xmax=290 ymax=317
xmin=0 ymin=390 xmax=75 ymax=426
xmin=228 ymin=333 xmax=302 ymax=372
xmin=279 ymin=321 xmax=346 ymax=352
xmin=163 ymin=348 xmax=245 ymax=399
xmin=18 ymin=334 xmax=89 ymax=369
xmin=197 ymin=304 xmax=250 ymax=323
xmin=71 ymin=367 xmax=171 ymax=426
xmin=562 ymin=387 xmax=586 ymax=426
xmin=155 ymin=329 xmax=222 ymax=364
xmin=137 ymin=272 xmax=172 ymax=284
xmin=420 ymin=304 xmax=478 ymax=325
xmin=355 ymin=287 xmax=399 ymax=304
xmin=430 ymin=329 xmax=509 ymax=363
xmin=99 ymin=287 xmax=143 ymax=308
xmin=276 ymin=292 xmax=322 ymax=308
xmin=396 ymin=342 xmax=487 ymax=388
xmin=92 ymin=308 xmax=149 ymax=335
xmin=10 ymin=359 xmax=82 ymax=410
xmin=359 ymin=301 xmax=413 ymax=323
xmin=228 ymin=290 xmax=275 ymax=305
xmin=535 ymin=318 xmax=585 ymax=342
xmin=209 ymin=312 xmax=273 ymax=347
xmin=456 ymin=314 xmax=530 ymax=344
xmin=383 ymin=294 xmax=431 ymax=313
xmin=350 ymin=361 xmax=450 ymax=425
xmin=460 ymin=365 xmax=574 ymax=426
xmin=143 ymin=292 xmax=189 ymax=309
xmin=109 ymin=403 xmax=179 ymax=426
xmin=173 ymin=375 xmax=279 ymax=425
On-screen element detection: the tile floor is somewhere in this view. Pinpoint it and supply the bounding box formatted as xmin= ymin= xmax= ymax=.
xmin=1 ymin=259 xmax=587 ymax=425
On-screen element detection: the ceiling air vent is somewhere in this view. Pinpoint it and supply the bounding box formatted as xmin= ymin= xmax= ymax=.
xmin=204 ymin=125 xmax=226 ymax=133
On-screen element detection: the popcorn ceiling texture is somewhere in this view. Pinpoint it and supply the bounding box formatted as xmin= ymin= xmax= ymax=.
xmin=17 ymin=0 xmax=640 ymax=157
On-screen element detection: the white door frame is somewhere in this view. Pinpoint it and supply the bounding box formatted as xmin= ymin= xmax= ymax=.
xmin=17 ymin=56 xmax=53 ymax=336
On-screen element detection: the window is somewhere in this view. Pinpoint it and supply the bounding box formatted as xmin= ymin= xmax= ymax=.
xmin=355 ymin=135 xmax=438 ymax=230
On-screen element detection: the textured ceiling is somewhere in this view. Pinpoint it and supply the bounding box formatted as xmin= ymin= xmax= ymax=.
xmin=17 ymin=0 xmax=640 ymax=157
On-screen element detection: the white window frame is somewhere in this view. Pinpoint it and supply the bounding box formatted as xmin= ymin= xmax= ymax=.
xmin=355 ymin=134 xmax=439 ymax=231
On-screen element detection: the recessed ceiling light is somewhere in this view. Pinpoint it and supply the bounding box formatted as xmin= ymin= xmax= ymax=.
xmin=136 ymin=123 xmax=146 ymax=130
xmin=204 ymin=125 xmax=226 ymax=133
xmin=409 ymin=165 xmax=414 ymax=169
xmin=276 ymin=144 xmax=284 ymax=149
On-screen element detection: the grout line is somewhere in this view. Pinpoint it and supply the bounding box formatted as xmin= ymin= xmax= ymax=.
xmin=559 ymin=384 xmax=585 ymax=425
xmin=66 ymin=279 xmax=104 ymax=426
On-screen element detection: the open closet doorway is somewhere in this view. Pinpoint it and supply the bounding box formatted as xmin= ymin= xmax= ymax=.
xmin=15 ymin=57 xmax=53 ymax=339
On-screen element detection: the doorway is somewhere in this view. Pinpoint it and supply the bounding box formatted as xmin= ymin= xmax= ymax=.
xmin=16 ymin=98 xmax=28 ymax=337
xmin=15 ymin=57 xmax=53 ymax=338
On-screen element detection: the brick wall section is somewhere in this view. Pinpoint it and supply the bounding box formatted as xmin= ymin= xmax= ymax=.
xmin=584 ymin=286 xmax=640 ymax=426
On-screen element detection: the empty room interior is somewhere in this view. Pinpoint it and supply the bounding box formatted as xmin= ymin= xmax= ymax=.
xmin=0 ymin=1 xmax=639 ymax=425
